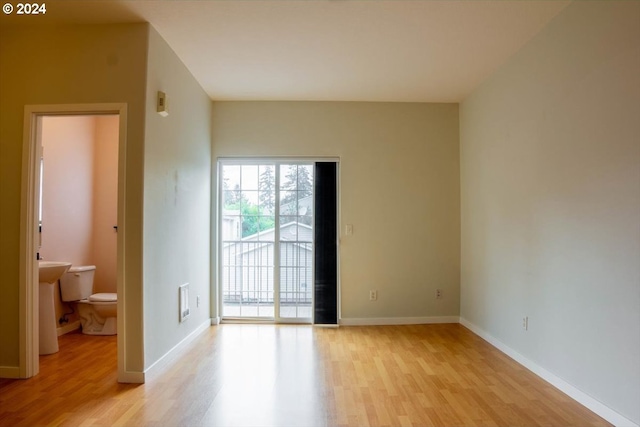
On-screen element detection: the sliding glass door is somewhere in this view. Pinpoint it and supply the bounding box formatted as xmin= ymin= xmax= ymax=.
xmin=220 ymin=161 xmax=314 ymax=322
xmin=278 ymin=164 xmax=314 ymax=320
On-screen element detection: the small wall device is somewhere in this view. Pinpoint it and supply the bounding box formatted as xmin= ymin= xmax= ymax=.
xmin=157 ymin=91 xmax=169 ymax=117
xmin=179 ymin=283 xmax=190 ymax=322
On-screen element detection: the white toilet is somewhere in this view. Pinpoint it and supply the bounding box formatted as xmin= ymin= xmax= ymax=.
xmin=60 ymin=265 xmax=117 ymax=336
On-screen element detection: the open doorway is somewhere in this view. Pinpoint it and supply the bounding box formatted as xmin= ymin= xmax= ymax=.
xmin=20 ymin=104 xmax=127 ymax=379
xmin=39 ymin=115 xmax=119 ymax=345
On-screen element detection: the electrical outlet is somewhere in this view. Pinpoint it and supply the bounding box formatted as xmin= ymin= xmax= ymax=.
xmin=522 ymin=316 xmax=529 ymax=331
xmin=369 ymin=290 xmax=377 ymax=301
xmin=435 ymin=289 xmax=442 ymax=299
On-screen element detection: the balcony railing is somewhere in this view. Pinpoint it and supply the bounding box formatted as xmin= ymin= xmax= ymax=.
xmin=221 ymin=241 xmax=312 ymax=318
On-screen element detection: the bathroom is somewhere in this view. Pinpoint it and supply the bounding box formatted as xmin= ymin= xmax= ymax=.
xmin=39 ymin=114 xmax=119 ymax=343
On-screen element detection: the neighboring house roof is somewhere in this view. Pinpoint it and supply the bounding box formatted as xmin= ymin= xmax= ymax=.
xmin=223 ymin=221 xmax=313 ymax=256
xmin=241 ymin=221 xmax=312 ymax=242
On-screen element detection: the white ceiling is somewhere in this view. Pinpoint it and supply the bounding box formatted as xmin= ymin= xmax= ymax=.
xmin=2 ymin=1 xmax=570 ymax=102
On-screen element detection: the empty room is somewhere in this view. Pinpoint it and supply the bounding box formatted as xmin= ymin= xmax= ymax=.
xmin=0 ymin=1 xmax=638 ymax=426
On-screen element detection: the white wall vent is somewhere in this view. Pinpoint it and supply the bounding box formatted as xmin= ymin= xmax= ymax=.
xmin=179 ymin=283 xmax=190 ymax=322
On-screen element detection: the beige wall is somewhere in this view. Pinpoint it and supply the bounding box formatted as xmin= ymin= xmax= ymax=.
xmin=211 ymin=102 xmax=460 ymax=321
xmin=92 ymin=115 xmax=119 ymax=295
xmin=460 ymin=1 xmax=640 ymax=424
xmin=0 ymin=24 xmax=148 ymax=374
xmin=143 ymin=26 xmax=212 ymax=367
xmin=41 ymin=116 xmax=96 ymax=266
xmin=1 ymin=22 xmax=212 ymax=379
xmin=40 ymin=116 xmax=97 ymax=328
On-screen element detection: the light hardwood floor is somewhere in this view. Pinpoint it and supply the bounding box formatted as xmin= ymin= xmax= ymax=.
xmin=0 ymin=324 xmax=610 ymax=427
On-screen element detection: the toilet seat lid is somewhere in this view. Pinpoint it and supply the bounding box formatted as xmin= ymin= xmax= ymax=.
xmin=89 ymin=293 xmax=117 ymax=302
xmin=68 ymin=265 xmax=96 ymax=273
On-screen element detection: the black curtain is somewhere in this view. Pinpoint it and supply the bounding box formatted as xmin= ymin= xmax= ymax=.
xmin=313 ymin=162 xmax=338 ymax=324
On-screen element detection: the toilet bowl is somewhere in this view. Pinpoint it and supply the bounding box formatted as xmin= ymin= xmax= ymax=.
xmin=60 ymin=265 xmax=117 ymax=336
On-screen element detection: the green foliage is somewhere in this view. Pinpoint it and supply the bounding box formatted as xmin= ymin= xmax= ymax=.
xmin=223 ymin=164 xmax=314 ymax=238
xmin=223 ymin=180 xmax=241 ymax=206
xmin=281 ymin=165 xmax=313 ymax=209
xmin=259 ymin=165 xmax=275 ymax=214
xmin=224 ymin=200 xmax=275 ymax=238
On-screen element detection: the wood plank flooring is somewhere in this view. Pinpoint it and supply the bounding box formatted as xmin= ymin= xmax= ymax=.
xmin=0 ymin=324 xmax=610 ymax=427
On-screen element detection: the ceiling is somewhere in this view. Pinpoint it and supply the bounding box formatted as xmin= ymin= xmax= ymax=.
xmin=2 ymin=1 xmax=570 ymax=102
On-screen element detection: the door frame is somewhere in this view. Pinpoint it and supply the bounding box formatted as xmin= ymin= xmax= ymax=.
xmin=19 ymin=103 xmax=127 ymax=379
xmin=216 ymin=157 xmax=340 ymax=324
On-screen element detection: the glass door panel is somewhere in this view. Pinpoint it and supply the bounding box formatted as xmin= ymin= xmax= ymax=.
xmin=220 ymin=162 xmax=313 ymax=322
xmin=221 ymin=163 xmax=276 ymax=319
xmin=278 ymin=165 xmax=314 ymax=320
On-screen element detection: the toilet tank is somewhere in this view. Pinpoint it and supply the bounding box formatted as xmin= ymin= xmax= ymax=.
xmin=60 ymin=265 xmax=96 ymax=301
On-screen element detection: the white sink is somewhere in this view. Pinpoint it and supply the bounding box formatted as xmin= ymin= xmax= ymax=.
xmin=38 ymin=260 xmax=71 ymax=355
xmin=39 ymin=261 xmax=71 ymax=284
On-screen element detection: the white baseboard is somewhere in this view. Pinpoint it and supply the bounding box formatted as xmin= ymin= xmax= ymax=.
xmin=459 ymin=317 xmax=638 ymax=427
xmin=211 ymin=316 xmax=220 ymax=325
xmin=340 ymin=316 xmax=459 ymax=326
xmin=57 ymin=321 xmax=80 ymax=336
xmin=0 ymin=366 xmax=20 ymax=378
xmin=143 ymin=319 xmax=211 ymax=381
xmin=118 ymin=370 xmax=145 ymax=384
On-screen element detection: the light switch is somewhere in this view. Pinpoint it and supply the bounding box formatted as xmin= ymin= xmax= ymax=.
xmin=346 ymin=224 xmax=353 ymax=235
